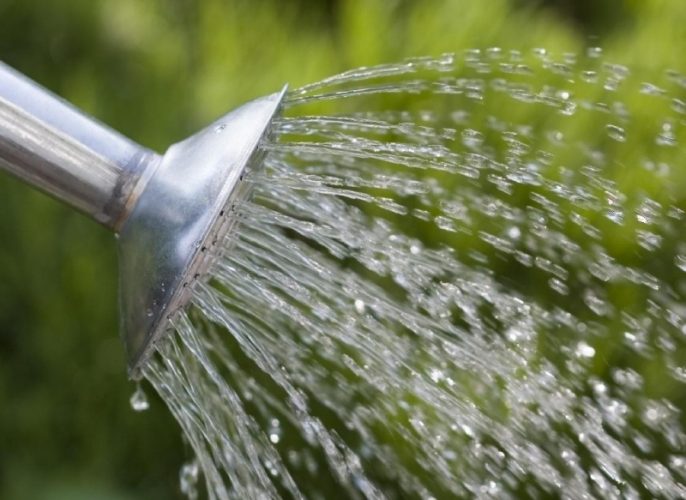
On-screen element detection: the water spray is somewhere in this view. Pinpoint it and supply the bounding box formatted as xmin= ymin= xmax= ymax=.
xmin=0 ymin=62 xmax=287 ymax=378
xmin=3 ymin=50 xmax=686 ymax=497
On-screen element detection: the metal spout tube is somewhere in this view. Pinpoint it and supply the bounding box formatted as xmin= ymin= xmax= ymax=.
xmin=0 ymin=62 xmax=159 ymax=230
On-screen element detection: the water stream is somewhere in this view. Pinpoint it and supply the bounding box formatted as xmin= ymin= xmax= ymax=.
xmin=142 ymin=49 xmax=686 ymax=498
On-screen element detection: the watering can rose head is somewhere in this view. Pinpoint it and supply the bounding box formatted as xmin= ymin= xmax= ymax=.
xmin=0 ymin=61 xmax=288 ymax=377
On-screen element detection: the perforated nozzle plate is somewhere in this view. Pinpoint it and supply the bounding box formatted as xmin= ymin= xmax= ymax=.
xmin=117 ymin=86 xmax=287 ymax=379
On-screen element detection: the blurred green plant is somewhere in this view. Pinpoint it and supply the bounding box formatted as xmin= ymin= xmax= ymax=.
xmin=0 ymin=0 xmax=684 ymax=498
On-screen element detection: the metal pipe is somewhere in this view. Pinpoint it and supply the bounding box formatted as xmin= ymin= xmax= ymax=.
xmin=0 ymin=62 xmax=159 ymax=230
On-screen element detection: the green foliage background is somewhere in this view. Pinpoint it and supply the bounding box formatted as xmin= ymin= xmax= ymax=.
xmin=0 ymin=0 xmax=684 ymax=498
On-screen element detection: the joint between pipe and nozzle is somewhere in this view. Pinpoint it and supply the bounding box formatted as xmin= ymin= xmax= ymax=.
xmin=0 ymin=61 xmax=159 ymax=231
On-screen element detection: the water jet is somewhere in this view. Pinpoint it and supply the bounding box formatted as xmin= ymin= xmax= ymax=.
xmin=1 ymin=51 xmax=686 ymax=498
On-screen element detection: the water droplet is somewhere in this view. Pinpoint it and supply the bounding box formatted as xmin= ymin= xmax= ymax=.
xmin=214 ymin=123 xmax=227 ymax=133
xmin=505 ymin=327 xmax=527 ymax=342
xmin=547 ymin=130 xmax=564 ymax=144
xmin=462 ymin=128 xmax=484 ymax=149
xmin=486 ymin=47 xmax=502 ymax=59
xmin=506 ymin=226 xmax=521 ymax=240
xmin=560 ymin=101 xmax=577 ymax=115
xmin=640 ymin=82 xmax=666 ymax=96
xmin=435 ymin=216 xmax=456 ymax=232
xmin=672 ymin=98 xmax=686 ymax=115
xmin=643 ymin=404 xmax=663 ymax=425
xmin=583 ymin=289 xmax=610 ymax=316
xmin=635 ymin=198 xmax=661 ymax=224
xmin=269 ymin=433 xmax=281 ymax=444
xmin=130 ymin=384 xmax=150 ymax=412
xmin=587 ymin=46 xmax=603 ymax=58
xmin=606 ymin=124 xmax=626 ymax=142
xmin=581 ymin=70 xmax=598 ymax=83
xmin=549 ymin=277 xmax=569 ymax=295
xmin=429 ymin=368 xmax=444 ymax=383
xmin=656 ymin=121 xmax=677 ymax=147
xmin=532 ymin=47 xmax=547 ymax=58
xmin=180 ymin=459 xmax=199 ymax=500
xmin=605 ymin=209 xmax=624 ymax=224
xmin=637 ymin=230 xmax=662 ymax=251
xmin=433 ymin=52 xmax=455 ymax=72
xmin=575 ymin=341 xmax=596 ymax=359
xmin=450 ymin=110 xmax=470 ymax=125
xmin=592 ymin=381 xmax=607 ymax=395
xmin=354 ymin=299 xmax=366 ymax=314
xmin=461 ymin=424 xmax=475 ymax=438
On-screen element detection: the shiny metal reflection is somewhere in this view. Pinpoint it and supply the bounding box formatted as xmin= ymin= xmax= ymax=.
xmin=0 ymin=61 xmax=287 ymax=378
xmin=120 ymin=87 xmax=287 ymax=378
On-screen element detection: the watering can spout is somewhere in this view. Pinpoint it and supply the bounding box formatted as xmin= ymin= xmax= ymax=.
xmin=118 ymin=85 xmax=288 ymax=378
xmin=0 ymin=61 xmax=287 ymax=378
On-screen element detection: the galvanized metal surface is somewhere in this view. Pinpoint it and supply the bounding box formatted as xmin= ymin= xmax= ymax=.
xmin=0 ymin=61 xmax=286 ymax=377
xmin=0 ymin=62 xmax=158 ymax=229
xmin=119 ymin=87 xmax=287 ymax=377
